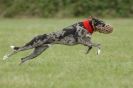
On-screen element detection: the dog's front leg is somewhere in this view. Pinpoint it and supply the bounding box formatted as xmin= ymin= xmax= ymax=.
xmin=85 ymin=46 xmax=92 ymax=54
xmin=78 ymin=37 xmax=93 ymax=54
xmin=91 ymin=43 xmax=101 ymax=55
xmin=86 ymin=43 xmax=101 ymax=55
xmin=79 ymin=37 xmax=101 ymax=55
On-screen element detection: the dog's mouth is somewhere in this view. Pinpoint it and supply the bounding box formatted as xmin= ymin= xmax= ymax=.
xmin=96 ymin=24 xmax=113 ymax=34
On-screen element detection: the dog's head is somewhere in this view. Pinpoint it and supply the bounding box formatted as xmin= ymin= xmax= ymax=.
xmin=90 ymin=17 xmax=113 ymax=34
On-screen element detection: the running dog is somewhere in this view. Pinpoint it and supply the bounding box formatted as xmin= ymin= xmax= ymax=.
xmin=3 ymin=17 xmax=113 ymax=64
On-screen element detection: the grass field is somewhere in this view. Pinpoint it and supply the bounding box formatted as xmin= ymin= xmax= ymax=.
xmin=0 ymin=18 xmax=133 ymax=88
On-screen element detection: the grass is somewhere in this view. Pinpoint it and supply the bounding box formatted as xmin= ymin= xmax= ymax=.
xmin=0 ymin=18 xmax=133 ymax=88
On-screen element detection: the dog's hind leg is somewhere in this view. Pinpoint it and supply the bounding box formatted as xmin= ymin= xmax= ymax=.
xmin=3 ymin=35 xmax=47 ymax=60
xmin=3 ymin=50 xmax=17 ymax=60
xmin=20 ymin=44 xmax=50 ymax=64
xmin=3 ymin=45 xmax=34 ymax=60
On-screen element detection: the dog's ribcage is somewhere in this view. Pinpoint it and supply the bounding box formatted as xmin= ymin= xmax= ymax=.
xmin=25 ymin=23 xmax=91 ymax=47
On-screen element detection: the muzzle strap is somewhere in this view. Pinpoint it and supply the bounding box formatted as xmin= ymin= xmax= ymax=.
xmin=83 ymin=19 xmax=94 ymax=34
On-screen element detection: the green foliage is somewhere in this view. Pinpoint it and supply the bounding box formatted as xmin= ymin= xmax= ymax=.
xmin=0 ymin=0 xmax=133 ymax=18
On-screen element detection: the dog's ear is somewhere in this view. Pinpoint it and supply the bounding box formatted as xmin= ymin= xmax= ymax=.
xmin=88 ymin=16 xmax=92 ymax=19
xmin=89 ymin=16 xmax=98 ymax=24
xmin=89 ymin=16 xmax=98 ymax=19
xmin=92 ymin=16 xmax=98 ymax=20
xmin=91 ymin=17 xmax=97 ymax=26
xmin=91 ymin=17 xmax=103 ymax=26
xmin=88 ymin=16 xmax=96 ymax=20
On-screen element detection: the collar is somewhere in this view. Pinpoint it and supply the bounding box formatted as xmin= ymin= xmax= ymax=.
xmin=83 ymin=19 xmax=94 ymax=34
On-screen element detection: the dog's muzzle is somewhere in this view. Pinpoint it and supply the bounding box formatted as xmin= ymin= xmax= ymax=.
xmin=96 ymin=24 xmax=113 ymax=34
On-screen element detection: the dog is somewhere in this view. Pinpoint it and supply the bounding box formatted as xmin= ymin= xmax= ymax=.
xmin=3 ymin=17 xmax=113 ymax=64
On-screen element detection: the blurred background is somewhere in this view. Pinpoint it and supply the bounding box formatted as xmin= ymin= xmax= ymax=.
xmin=0 ymin=0 xmax=133 ymax=18
xmin=0 ymin=1 xmax=133 ymax=88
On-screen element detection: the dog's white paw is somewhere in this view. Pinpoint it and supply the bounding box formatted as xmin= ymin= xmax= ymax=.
xmin=3 ymin=55 xmax=9 ymax=60
xmin=10 ymin=45 xmax=15 ymax=49
xmin=97 ymin=49 xmax=101 ymax=55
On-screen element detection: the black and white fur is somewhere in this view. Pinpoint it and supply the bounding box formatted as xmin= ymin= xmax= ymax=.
xmin=3 ymin=17 xmax=112 ymax=64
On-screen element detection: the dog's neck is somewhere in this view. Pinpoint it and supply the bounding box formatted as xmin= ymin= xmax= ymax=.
xmin=83 ymin=19 xmax=94 ymax=34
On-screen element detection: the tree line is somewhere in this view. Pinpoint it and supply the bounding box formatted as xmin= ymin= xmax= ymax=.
xmin=0 ymin=0 xmax=132 ymax=18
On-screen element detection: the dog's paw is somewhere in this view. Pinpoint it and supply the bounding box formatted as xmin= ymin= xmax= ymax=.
xmin=10 ymin=45 xmax=19 ymax=51
xmin=97 ymin=48 xmax=101 ymax=55
xmin=3 ymin=55 xmax=9 ymax=60
xmin=10 ymin=45 xmax=15 ymax=49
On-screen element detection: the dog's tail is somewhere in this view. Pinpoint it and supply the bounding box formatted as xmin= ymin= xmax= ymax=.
xmin=10 ymin=45 xmax=20 ymax=50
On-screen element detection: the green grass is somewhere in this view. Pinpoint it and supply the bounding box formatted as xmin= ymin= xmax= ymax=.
xmin=0 ymin=18 xmax=133 ymax=88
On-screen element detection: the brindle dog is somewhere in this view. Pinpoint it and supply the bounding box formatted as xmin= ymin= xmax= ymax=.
xmin=3 ymin=17 xmax=113 ymax=64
